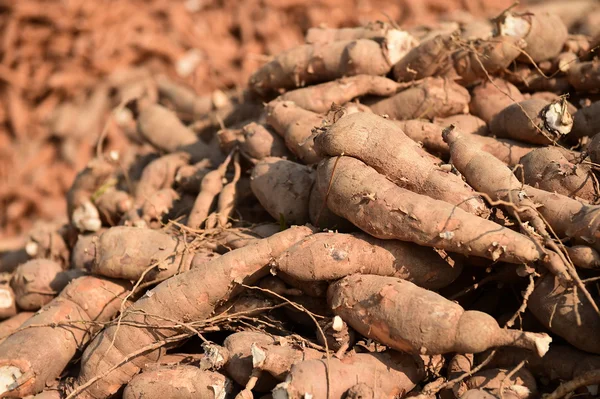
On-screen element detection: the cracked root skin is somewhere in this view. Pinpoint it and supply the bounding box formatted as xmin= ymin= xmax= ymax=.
xmin=279 ymin=75 xmax=402 ymax=114
xmin=529 ymin=273 xmax=600 ymax=354
xmin=249 ymin=39 xmax=399 ymax=95
xmin=368 ymin=77 xmax=470 ymax=120
xmin=328 ymin=274 xmax=551 ymax=355
xmin=250 ymin=157 xmax=314 ymax=225
xmin=123 ymin=365 xmax=231 ymax=399
xmin=315 ymin=156 xmax=541 ymax=264
xmin=520 ymin=147 xmax=595 ymax=202
xmin=0 ymin=276 xmax=129 ymax=398
xmin=92 ymin=226 xmax=190 ymax=281
xmin=275 ymin=231 xmax=463 ymax=290
xmin=272 ymin=351 xmax=423 ymax=399
xmin=315 ymin=112 xmax=486 ymax=217
xmin=75 ymin=225 xmax=314 ymax=399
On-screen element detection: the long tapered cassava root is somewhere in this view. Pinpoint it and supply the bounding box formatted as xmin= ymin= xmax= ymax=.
xmin=73 ymin=226 xmax=313 ymax=398
xmin=314 ymin=156 xmax=544 ymax=264
xmin=328 ymin=274 xmax=551 ymax=355
xmin=8 ymin=6 xmax=600 ymax=399
xmin=314 ymin=112 xmax=487 ymax=216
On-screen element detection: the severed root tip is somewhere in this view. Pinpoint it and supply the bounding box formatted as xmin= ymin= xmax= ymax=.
xmin=210 ymin=378 xmax=232 ymax=399
xmin=541 ymin=101 xmax=573 ymax=138
xmin=383 ymin=30 xmax=418 ymax=65
xmin=201 ymin=342 xmax=230 ymax=370
xmin=498 ymin=13 xmax=531 ymax=38
xmin=272 ymin=382 xmax=294 ymax=399
xmin=72 ymin=201 xmax=102 ymax=232
xmin=517 ymin=331 xmax=552 ymax=357
xmin=24 ymin=240 xmax=38 ymax=257
xmin=0 ymin=365 xmax=23 ymax=396
xmin=251 ymin=343 xmax=267 ymax=369
xmin=441 ymin=124 xmax=459 ymax=144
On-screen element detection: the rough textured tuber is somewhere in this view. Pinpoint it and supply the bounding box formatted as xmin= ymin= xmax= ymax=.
xmin=328 ymin=274 xmax=552 ymax=355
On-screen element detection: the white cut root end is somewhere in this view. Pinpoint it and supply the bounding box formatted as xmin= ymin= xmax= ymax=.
xmin=25 ymin=241 xmax=39 ymax=257
xmin=499 ymin=13 xmax=531 ymax=39
xmin=251 ymin=343 xmax=267 ymax=368
xmin=210 ymin=378 xmax=230 ymax=399
xmin=507 ymin=385 xmax=531 ymax=399
xmin=543 ymin=102 xmax=573 ymax=136
xmin=0 ymin=365 xmax=23 ymax=396
xmin=0 ymin=288 xmax=13 ymax=309
xmin=384 ymin=30 xmax=418 ymax=65
xmin=533 ymin=333 xmax=552 ymax=357
xmin=72 ymin=201 xmax=102 ymax=232
xmin=332 ymin=315 xmax=344 ymax=332
xmin=272 ymin=381 xmax=291 ymax=399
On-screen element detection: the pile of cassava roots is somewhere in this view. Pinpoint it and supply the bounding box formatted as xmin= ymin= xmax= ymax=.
xmin=2 ymin=2 xmax=600 ymax=398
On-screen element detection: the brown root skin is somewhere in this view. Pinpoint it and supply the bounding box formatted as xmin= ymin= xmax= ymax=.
xmin=566 ymin=60 xmax=600 ymax=92
xmin=11 ymin=260 xmax=82 ymax=311
xmin=249 ymin=39 xmax=401 ymax=95
xmin=0 ymin=285 xmax=16 ymax=320
xmin=499 ymin=12 xmax=568 ymax=63
xmin=315 ymin=112 xmax=486 ymax=216
xmin=443 ymin=127 xmax=573 ymax=281
xmin=434 ymin=114 xmax=488 ymax=136
xmin=141 ymin=188 xmax=180 ymax=228
xmin=275 ymin=231 xmax=463 ymax=290
xmin=304 ymin=21 xmax=415 ymax=45
xmin=187 ymin=166 xmax=226 ymax=229
xmin=174 ymin=159 xmax=212 ymax=194
xmin=94 ymin=188 xmax=132 ymax=226
xmin=26 ymin=222 xmax=70 ymax=266
xmin=0 ymin=276 xmax=130 ymax=398
xmin=67 ymin=156 xmax=118 ymax=232
xmin=279 ymin=75 xmax=402 ymax=114
xmin=396 ymin=119 xmax=535 ymax=166
xmin=328 ymin=274 xmax=551 ymax=355
xmin=134 ymin=152 xmax=190 ymax=205
xmin=0 ymin=312 xmax=33 ymax=343
xmin=483 ymin=345 xmax=600 ymax=382
xmin=574 ymin=101 xmax=600 ymax=140
xmin=368 ymin=77 xmax=470 ymax=120
xmin=490 ymin=99 xmax=573 ymax=145
xmin=222 ymin=331 xmax=279 ymax=392
xmin=519 ymin=147 xmax=596 ymax=202
xmin=392 ymin=35 xmax=456 ymax=82
xmin=240 ymin=122 xmax=289 ymax=161
xmin=123 ymin=365 xmax=231 ymax=399
xmin=272 ymin=351 xmax=424 ymax=399
xmin=465 ymin=368 xmax=537 ymax=399
xmin=566 ymin=245 xmax=600 ymax=269
xmin=250 ymin=157 xmax=314 ymax=225
xmin=266 ymin=100 xmax=324 ymax=164
xmin=523 ymin=186 xmax=600 ymax=251
xmin=136 ymin=102 xmax=214 ymax=163
xmin=469 ymin=78 xmax=525 ymax=124
xmin=452 ymin=35 xmax=525 ymax=85
xmin=75 ymin=226 xmax=314 ymax=399
xmin=155 ymin=75 xmax=230 ymax=119
xmin=92 ymin=226 xmax=192 ymax=281
xmin=315 ymin=156 xmax=541 ymax=264
xmin=308 ymin=181 xmax=355 ymax=232
xmin=529 ymin=273 xmax=600 ymax=354
xmin=446 ymin=353 xmax=474 ymax=398
xmin=252 ymin=343 xmax=323 ymax=381
xmin=71 ymin=232 xmax=102 ymax=271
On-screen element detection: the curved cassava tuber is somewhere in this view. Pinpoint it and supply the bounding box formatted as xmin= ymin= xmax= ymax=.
xmin=328 ymin=274 xmax=552 ymax=355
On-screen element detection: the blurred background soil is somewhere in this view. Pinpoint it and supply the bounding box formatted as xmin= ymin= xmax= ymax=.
xmin=0 ymin=0 xmax=534 ymax=244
